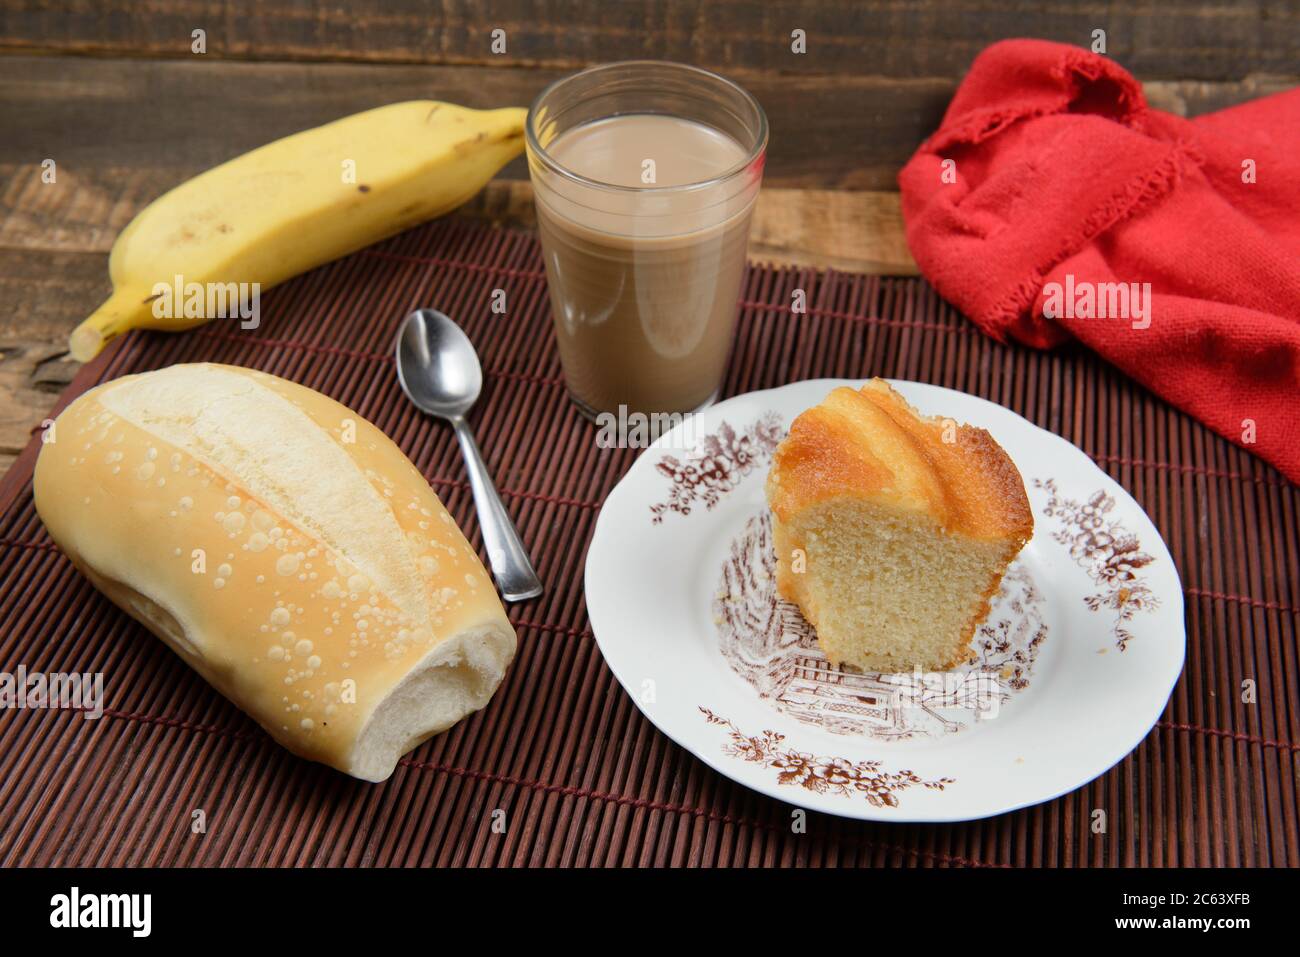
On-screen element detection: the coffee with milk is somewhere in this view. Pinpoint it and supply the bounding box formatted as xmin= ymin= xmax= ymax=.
xmin=528 ymin=72 xmax=765 ymax=419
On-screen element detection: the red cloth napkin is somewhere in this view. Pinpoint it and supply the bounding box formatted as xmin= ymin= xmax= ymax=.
xmin=899 ymin=39 xmax=1300 ymax=485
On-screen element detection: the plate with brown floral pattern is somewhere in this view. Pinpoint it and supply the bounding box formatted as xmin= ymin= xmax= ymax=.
xmin=585 ymin=379 xmax=1185 ymax=822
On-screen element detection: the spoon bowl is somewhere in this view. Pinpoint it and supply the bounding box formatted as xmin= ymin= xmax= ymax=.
xmin=395 ymin=308 xmax=482 ymax=419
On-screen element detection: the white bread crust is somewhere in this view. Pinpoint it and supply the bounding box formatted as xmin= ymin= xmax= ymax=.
xmin=34 ymin=363 xmax=516 ymax=780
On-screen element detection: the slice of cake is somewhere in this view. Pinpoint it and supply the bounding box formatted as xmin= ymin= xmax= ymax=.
xmin=765 ymin=379 xmax=1033 ymax=672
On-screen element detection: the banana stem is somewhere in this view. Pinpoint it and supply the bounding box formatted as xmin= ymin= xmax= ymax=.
xmin=69 ymin=286 xmax=150 ymax=362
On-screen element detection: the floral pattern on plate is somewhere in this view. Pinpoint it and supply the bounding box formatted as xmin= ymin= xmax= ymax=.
xmin=649 ymin=412 xmax=783 ymax=523
xmin=700 ymin=707 xmax=954 ymax=807
xmin=1033 ymin=478 xmax=1160 ymax=650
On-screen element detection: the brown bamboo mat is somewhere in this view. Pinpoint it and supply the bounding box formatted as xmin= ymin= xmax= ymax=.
xmin=1 ymin=217 xmax=1296 ymax=868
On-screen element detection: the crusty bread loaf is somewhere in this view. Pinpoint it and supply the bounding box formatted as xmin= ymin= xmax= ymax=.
xmin=34 ymin=363 xmax=516 ymax=781
xmin=766 ymin=379 xmax=1032 ymax=672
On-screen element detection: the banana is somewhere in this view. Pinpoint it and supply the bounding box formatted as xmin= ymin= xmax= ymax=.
xmin=70 ymin=101 xmax=526 ymax=361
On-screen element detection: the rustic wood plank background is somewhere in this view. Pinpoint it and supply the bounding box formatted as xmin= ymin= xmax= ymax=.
xmin=3 ymin=2 xmax=1297 ymax=474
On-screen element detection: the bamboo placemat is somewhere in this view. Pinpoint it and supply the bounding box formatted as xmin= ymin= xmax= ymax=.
xmin=0 ymin=217 xmax=1296 ymax=867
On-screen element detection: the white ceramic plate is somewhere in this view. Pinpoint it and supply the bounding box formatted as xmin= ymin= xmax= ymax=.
xmin=585 ymin=379 xmax=1185 ymax=822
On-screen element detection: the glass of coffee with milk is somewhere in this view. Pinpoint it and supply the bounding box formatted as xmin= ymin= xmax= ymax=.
xmin=526 ymin=61 xmax=768 ymax=420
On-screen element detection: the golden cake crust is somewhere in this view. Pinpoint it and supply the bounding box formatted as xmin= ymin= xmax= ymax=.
xmin=766 ymin=380 xmax=1033 ymax=543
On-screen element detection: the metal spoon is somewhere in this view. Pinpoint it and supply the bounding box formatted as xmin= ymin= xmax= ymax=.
xmin=395 ymin=308 xmax=543 ymax=602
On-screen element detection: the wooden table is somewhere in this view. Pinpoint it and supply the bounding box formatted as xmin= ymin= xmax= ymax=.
xmin=2 ymin=2 xmax=1295 ymax=476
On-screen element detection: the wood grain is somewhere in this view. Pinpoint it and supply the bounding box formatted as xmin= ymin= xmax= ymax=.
xmin=3 ymin=55 xmax=1294 ymax=195
xmin=0 ymin=54 xmax=948 ymax=190
xmin=0 ymin=245 xmax=107 ymax=474
xmin=1 ymin=42 xmax=1294 ymax=479
xmin=0 ymin=164 xmax=917 ymax=269
xmin=0 ymin=339 xmax=75 ymax=477
xmin=0 ymin=161 xmax=917 ymax=476
xmin=3 ymin=0 xmax=1296 ymax=81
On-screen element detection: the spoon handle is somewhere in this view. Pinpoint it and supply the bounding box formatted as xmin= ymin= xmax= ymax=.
xmin=451 ymin=419 xmax=543 ymax=602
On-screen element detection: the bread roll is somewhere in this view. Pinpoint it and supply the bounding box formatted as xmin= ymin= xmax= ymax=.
xmin=766 ymin=379 xmax=1032 ymax=672
xmin=34 ymin=363 xmax=516 ymax=781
